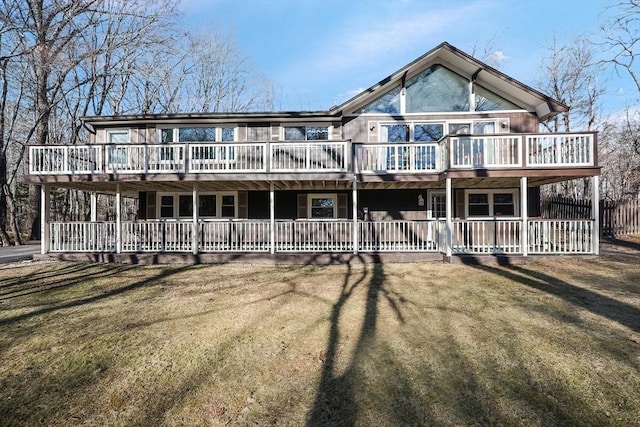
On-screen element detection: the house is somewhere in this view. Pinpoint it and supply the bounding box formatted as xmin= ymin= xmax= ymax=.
xmin=25 ymin=42 xmax=600 ymax=263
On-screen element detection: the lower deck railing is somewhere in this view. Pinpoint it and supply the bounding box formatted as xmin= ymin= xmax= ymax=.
xmin=47 ymin=219 xmax=597 ymax=255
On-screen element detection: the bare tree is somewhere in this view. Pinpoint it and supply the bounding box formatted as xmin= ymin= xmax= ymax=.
xmin=180 ymin=30 xmax=276 ymax=113
xmin=599 ymin=112 xmax=640 ymax=200
xmin=537 ymin=35 xmax=602 ymax=133
xmin=600 ymin=0 xmax=640 ymax=95
xmin=0 ymin=0 xmax=180 ymax=242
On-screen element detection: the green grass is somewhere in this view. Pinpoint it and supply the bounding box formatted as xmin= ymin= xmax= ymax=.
xmin=1 ymin=241 xmax=639 ymax=426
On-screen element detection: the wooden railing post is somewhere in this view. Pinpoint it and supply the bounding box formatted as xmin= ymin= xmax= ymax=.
xmin=270 ymin=183 xmax=275 ymax=254
xmin=192 ymin=183 xmax=199 ymax=255
xmin=353 ymin=177 xmax=358 ymax=254
xmin=592 ymin=175 xmax=600 ymax=255
xmin=521 ymin=176 xmax=528 ymax=256
xmin=116 ymin=183 xmax=122 ymax=254
xmin=40 ymin=184 xmax=50 ymax=255
xmin=445 ymin=177 xmax=453 ymax=258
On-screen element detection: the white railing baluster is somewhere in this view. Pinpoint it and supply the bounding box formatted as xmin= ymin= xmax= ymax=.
xmin=526 ymin=133 xmax=594 ymax=167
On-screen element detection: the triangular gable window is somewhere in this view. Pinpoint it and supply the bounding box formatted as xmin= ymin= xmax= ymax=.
xmin=354 ymin=64 xmax=524 ymax=114
xmin=358 ymin=85 xmax=401 ymax=114
xmin=474 ymin=85 xmax=521 ymax=111
xmin=406 ymin=65 xmax=469 ymax=113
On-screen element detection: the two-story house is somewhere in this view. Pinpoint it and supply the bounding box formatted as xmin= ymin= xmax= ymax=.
xmin=26 ymin=42 xmax=600 ymax=263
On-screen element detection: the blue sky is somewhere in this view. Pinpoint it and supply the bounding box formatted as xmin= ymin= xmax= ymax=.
xmin=181 ymin=0 xmax=634 ymax=116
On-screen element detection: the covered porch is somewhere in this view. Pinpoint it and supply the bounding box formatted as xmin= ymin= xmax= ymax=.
xmin=38 ymin=173 xmax=601 ymax=261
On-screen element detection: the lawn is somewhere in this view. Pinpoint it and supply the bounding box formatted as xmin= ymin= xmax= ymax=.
xmin=1 ymin=240 xmax=639 ymax=426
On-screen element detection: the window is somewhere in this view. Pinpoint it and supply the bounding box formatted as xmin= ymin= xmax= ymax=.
xmin=178 ymin=195 xmax=193 ymax=217
xmin=157 ymin=193 xmax=235 ymax=218
xmin=178 ymin=127 xmax=217 ymax=142
xmin=429 ymin=191 xmax=446 ymax=219
xmin=381 ymin=124 xmax=409 ymax=142
xmin=359 ymin=85 xmax=401 ymax=114
xmin=474 ymin=85 xmax=521 ymax=111
xmin=107 ymin=130 xmax=129 ymax=166
xmin=406 ymin=65 xmax=469 ymax=113
xmin=159 ymin=127 xmax=235 ymax=143
xmin=199 ymin=195 xmax=217 ymax=217
xmin=284 ymin=125 xmax=329 ymax=141
xmin=308 ymin=194 xmax=336 ymax=219
xmin=449 ymin=120 xmax=498 ymax=166
xmin=221 ymin=195 xmax=235 ymax=217
xmin=414 ymin=123 xmax=444 ymax=141
xmin=354 ymin=64 xmax=525 ymax=115
xmin=466 ymin=190 xmax=518 ymax=217
xmin=493 ymin=193 xmax=515 ymax=216
xmin=160 ymin=195 xmax=174 ymax=218
xmin=468 ymin=193 xmax=490 ymax=216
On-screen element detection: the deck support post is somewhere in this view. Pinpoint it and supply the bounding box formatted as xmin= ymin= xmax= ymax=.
xmin=592 ymin=175 xmax=600 ymax=255
xmin=192 ymin=183 xmax=199 ymax=255
xmin=270 ymin=183 xmax=275 ymax=254
xmin=352 ymin=177 xmax=358 ymax=254
xmin=445 ymin=177 xmax=452 ymax=258
xmin=90 ymin=192 xmax=97 ymax=222
xmin=40 ymin=184 xmax=50 ymax=254
xmin=521 ymin=176 xmax=528 ymax=256
xmin=116 ymin=183 xmax=121 ymax=254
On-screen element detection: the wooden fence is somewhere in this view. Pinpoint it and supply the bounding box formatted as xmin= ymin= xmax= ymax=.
xmin=542 ymin=196 xmax=640 ymax=237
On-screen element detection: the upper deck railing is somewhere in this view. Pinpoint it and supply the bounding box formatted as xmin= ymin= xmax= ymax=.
xmin=27 ymin=133 xmax=596 ymax=176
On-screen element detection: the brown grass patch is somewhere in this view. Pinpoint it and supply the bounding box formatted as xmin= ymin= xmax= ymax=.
xmin=1 ymin=242 xmax=639 ymax=426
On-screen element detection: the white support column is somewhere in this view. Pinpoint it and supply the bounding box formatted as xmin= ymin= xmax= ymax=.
xmin=192 ymin=183 xmax=199 ymax=255
xmin=270 ymin=183 xmax=275 ymax=254
xmin=116 ymin=184 xmax=122 ymax=254
xmin=40 ymin=184 xmax=50 ymax=254
xmin=352 ymin=177 xmax=358 ymax=254
xmin=445 ymin=177 xmax=453 ymax=258
xmin=90 ymin=192 xmax=97 ymax=222
xmin=521 ymin=176 xmax=528 ymax=256
xmin=592 ymin=175 xmax=600 ymax=255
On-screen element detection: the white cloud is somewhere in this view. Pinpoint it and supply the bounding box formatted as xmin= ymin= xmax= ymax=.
xmin=271 ymin=2 xmax=491 ymax=109
xmin=492 ymin=50 xmax=507 ymax=61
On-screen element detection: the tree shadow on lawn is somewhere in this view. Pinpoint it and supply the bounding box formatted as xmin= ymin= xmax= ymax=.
xmin=0 ymin=264 xmax=193 ymax=327
xmin=305 ymin=252 xmax=419 ymax=426
xmin=460 ymin=257 xmax=640 ymax=333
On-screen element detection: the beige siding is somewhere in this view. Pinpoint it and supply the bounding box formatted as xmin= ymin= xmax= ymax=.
xmin=237 ymin=124 xmax=247 ymax=142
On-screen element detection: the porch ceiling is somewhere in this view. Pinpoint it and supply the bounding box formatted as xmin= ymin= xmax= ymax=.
xmin=25 ymin=167 xmax=599 ymax=195
xmin=43 ymin=179 xmax=357 ymax=196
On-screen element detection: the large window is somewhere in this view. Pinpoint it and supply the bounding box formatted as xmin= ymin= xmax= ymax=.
xmin=284 ymin=125 xmax=329 ymax=141
xmin=406 ymin=65 xmax=469 ymax=113
xmin=474 ymin=85 xmax=520 ymax=112
xmin=355 ymin=64 xmax=523 ymax=115
xmin=308 ymin=194 xmax=336 ymax=219
xmin=465 ymin=190 xmax=517 ymax=218
xmin=159 ymin=127 xmax=235 ymax=143
xmin=359 ymin=85 xmax=401 ymax=114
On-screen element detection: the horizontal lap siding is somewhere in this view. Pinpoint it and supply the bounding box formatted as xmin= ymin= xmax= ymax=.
xmin=359 ymin=189 xmax=429 ymax=221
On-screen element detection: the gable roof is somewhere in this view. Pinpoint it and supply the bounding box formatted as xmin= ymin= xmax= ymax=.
xmin=332 ymin=41 xmax=568 ymax=121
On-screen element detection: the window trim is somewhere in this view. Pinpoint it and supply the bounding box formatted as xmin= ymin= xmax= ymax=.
xmin=106 ymin=129 xmax=131 ymax=167
xmin=107 ymin=129 xmax=130 ymax=143
xmin=427 ymin=190 xmax=446 ymax=220
xmin=156 ymin=191 xmax=237 ymax=219
xmin=378 ymin=120 xmax=507 ymax=142
xmin=307 ymin=193 xmax=337 ymax=219
xmin=464 ymin=189 xmax=519 ymax=218
xmin=156 ymin=125 xmax=237 ymax=143
xmin=351 ymin=64 xmax=526 ymax=116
